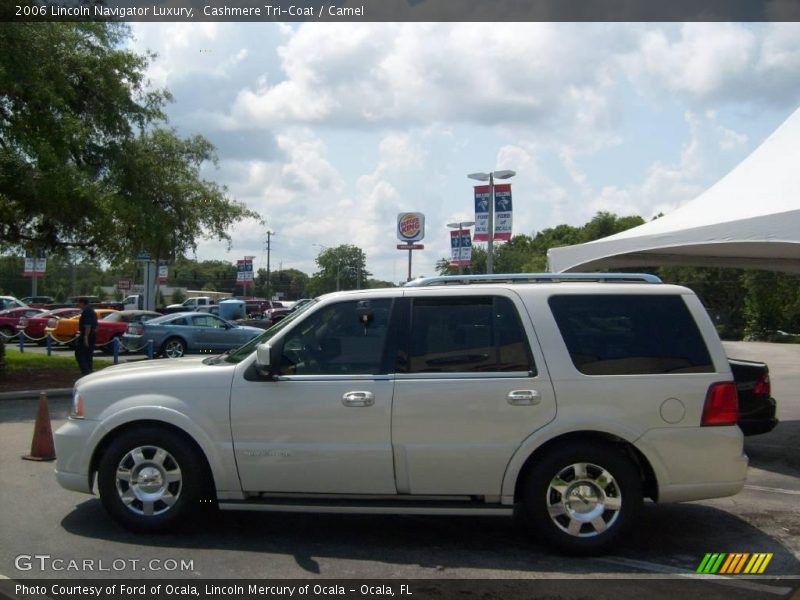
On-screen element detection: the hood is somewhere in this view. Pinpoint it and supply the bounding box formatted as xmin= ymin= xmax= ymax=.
xmin=77 ymin=355 xmax=235 ymax=393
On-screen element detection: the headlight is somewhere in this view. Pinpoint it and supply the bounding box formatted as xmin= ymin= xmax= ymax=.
xmin=71 ymin=389 xmax=85 ymax=419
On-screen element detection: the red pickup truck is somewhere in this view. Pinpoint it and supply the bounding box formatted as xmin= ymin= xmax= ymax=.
xmin=238 ymin=298 xmax=284 ymax=317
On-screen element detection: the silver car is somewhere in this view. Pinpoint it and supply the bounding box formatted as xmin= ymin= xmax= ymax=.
xmin=122 ymin=312 xmax=263 ymax=358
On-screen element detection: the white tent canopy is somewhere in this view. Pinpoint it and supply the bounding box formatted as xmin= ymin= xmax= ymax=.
xmin=547 ymin=106 xmax=800 ymax=274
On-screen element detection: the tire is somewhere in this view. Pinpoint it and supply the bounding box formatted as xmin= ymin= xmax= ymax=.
xmin=0 ymin=327 xmax=15 ymax=339
xmin=97 ymin=427 xmax=206 ymax=532
xmin=519 ymin=442 xmax=642 ymax=555
xmin=161 ymin=337 xmax=186 ymax=359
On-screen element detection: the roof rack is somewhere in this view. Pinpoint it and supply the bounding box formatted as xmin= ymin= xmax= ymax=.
xmin=403 ymin=273 xmax=662 ymax=287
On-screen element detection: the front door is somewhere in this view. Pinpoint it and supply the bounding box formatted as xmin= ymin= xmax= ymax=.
xmin=231 ymin=298 xmax=398 ymax=494
xmin=190 ymin=314 xmax=230 ymax=350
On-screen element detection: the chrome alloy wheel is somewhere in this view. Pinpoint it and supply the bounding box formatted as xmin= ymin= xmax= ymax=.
xmin=164 ymin=339 xmax=185 ymax=358
xmin=115 ymin=446 xmax=183 ymax=516
xmin=546 ymin=462 xmax=622 ymax=538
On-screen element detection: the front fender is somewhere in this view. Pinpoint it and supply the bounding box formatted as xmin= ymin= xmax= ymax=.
xmin=86 ymin=397 xmax=241 ymax=495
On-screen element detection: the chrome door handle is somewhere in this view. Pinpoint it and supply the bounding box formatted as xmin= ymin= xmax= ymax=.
xmin=342 ymin=391 xmax=375 ymax=407
xmin=507 ymin=390 xmax=540 ymax=406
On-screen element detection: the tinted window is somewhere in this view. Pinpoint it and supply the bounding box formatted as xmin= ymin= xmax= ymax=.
xmin=549 ymin=295 xmax=713 ymax=375
xmin=280 ymin=299 xmax=392 ymax=375
xmin=407 ymin=296 xmax=532 ymax=374
xmin=170 ymin=317 xmax=188 ymax=326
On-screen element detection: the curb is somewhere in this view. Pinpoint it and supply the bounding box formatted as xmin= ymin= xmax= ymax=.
xmin=0 ymin=388 xmax=72 ymax=401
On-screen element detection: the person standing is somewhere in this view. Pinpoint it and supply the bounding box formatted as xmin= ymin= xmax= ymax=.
xmin=75 ymin=297 xmax=98 ymax=375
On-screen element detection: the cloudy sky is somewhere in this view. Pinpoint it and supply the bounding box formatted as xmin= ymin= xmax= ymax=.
xmin=129 ymin=22 xmax=800 ymax=284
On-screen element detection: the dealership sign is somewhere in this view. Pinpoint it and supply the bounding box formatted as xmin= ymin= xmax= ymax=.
xmin=237 ymin=258 xmax=254 ymax=282
xmin=22 ymin=251 xmax=46 ymax=278
xmin=449 ymin=229 xmax=472 ymax=267
xmin=397 ymin=212 xmax=425 ymax=242
xmin=473 ymin=184 xmax=513 ymax=242
xmin=493 ymin=184 xmax=513 ymax=241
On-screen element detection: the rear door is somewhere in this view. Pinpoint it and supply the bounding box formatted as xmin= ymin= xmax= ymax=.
xmin=391 ymin=290 xmax=557 ymax=496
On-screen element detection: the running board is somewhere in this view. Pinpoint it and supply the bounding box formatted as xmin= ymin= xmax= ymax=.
xmin=219 ymin=499 xmax=513 ymax=516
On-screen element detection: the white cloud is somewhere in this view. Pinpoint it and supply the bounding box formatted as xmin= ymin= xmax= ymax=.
xmin=624 ymin=23 xmax=800 ymax=108
xmin=128 ymin=23 xmax=800 ymax=282
xmin=229 ymin=23 xmax=632 ymax=138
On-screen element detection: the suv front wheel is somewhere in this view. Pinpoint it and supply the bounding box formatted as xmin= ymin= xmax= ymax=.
xmin=520 ymin=443 xmax=642 ymax=555
xmin=97 ymin=427 xmax=205 ymax=532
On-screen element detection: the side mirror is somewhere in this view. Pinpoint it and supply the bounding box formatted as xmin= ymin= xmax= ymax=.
xmin=256 ymin=342 xmax=272 ymax=368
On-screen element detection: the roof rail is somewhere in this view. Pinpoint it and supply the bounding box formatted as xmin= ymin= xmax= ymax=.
xmin=403 ymin=273 xmax=662 ymax=287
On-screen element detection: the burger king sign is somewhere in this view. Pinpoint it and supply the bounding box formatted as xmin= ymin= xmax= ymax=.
xmin=397 ymin=212 xmax=425 ymax=242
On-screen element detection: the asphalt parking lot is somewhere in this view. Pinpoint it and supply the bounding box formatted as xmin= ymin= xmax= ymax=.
xmin=0 ymin=342 xmax=797 ymax=592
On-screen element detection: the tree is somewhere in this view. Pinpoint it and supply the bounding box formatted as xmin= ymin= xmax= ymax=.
xmin=105 ymin=130 xmax=259 ymax=264
xmin=0 ymin=22 xmax=260 ymax=263
xmin=257 ymin=268 xmax=309 ymax=300
xmin=170 ymin=288 xmax=186 ymax=305
xmin=0 ymin=22 xmax=165 ymax=255
xmin=308 ymin=245 xmax=370 ymax=295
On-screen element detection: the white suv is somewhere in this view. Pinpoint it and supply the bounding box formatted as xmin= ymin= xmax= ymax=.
xmin=55 ymin=273 xmax=747 ymax=554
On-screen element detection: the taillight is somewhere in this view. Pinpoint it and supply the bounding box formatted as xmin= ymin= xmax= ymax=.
xmin=752 ymin=372 xmax=770 ymax=397
xmin=47 ymin=318 xmax=57 ymax=328
xmin=128 ymin=323 xmax=144 ymax=335
xmin=702 ymin=382 xmax=739 ymax=426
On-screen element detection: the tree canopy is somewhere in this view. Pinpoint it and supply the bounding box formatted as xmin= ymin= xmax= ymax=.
xmin=0 ymin=22 xmax=258 ymax=263
xmin=309 ymin=245 xmax=370 ymax=296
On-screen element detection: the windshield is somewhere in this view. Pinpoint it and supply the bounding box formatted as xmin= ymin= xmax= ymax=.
xmin=223 ymin=299 xmax=318 ymax=364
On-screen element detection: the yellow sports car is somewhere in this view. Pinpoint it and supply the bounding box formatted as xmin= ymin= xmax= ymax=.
xmin=46 ymin=309 xmax=119 ymax=344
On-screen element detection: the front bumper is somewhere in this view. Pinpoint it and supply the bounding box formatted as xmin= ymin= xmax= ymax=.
xmin=54 ymin=418 xmax=100 ymax=495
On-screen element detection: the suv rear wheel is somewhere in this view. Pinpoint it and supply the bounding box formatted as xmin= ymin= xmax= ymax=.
xmin=520 ymin=443 xmax=642 ymax=555
xmin=97 ymin=427 xmax=206 ymax=532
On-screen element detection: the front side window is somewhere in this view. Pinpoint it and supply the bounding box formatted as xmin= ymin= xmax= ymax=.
xmin=279 ymin=299 xmax=393 ymax=375
xmin=406 ymin=296 xmax=533 ymax=374
xmin=192 ymin=315 xmax=225 ymax=328
xmin=549 ymin=294 xmax=713 ymax=375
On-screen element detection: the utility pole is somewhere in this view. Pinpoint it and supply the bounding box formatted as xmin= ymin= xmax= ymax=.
xmin=265 ymin=230 xmax=275 ymax=300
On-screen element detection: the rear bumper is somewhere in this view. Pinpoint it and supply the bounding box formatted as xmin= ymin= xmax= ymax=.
xmin=739 ymin=396 xmax=778 ymax=436
xmin=636 ymin=426 xmax=748 ymax=503
xmin=739 ymin=417 xmax=778 ymax=436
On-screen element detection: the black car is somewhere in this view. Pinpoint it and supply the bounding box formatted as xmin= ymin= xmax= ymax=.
xmin=729 ymin=358 xmax=778 ymax=436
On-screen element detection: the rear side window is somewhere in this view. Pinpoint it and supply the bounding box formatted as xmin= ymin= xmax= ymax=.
xmin=549 ymin=294 xmax=713 ymax=375
xmin=407 ymin=296 xmax=534 ymax=374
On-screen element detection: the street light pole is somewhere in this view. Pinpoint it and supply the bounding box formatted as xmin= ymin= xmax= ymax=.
xmin=487 ymin=172 xmax=495 ymax=275
xmin=467 ymin=170 xmax=516 ymax=274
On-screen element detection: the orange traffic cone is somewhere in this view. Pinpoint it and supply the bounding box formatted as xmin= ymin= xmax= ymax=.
xmin=22 ymin=391 xmax=56 ymax=462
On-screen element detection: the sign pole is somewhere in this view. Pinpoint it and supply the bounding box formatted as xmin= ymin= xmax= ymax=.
xmin=407 ymin=248 xmax=412 ymax=282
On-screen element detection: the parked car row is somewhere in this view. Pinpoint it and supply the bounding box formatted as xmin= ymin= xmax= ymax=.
xmin=122 ymin=312 xmax=263 ymax=358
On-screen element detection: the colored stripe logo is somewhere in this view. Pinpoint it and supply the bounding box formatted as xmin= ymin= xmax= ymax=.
xmin=697 ymin=553 xmax=773 ymax=574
